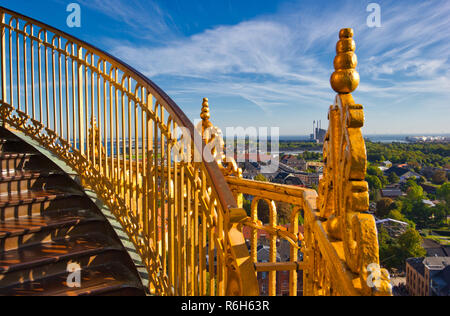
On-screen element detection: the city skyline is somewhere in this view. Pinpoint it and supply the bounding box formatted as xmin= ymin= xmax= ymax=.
xmin=3 ymin=0 xmax=449 ymax=135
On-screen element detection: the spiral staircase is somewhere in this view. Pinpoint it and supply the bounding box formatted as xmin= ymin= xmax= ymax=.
xmin=0 ymin=6 xmax=392 ymax=296
xmin=0 ymin=127 xmax=146 ymax=295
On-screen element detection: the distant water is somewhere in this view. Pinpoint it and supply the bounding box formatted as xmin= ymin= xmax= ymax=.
xmin=365 ymin=134 xmax=450 ymax=143
xmin=365 ymin=135 xmax=409 ymax=143
xmin=279 ymin=134 xmax=450 ymax=144
xmin=279 ymin=136 xmax=311 ymax=141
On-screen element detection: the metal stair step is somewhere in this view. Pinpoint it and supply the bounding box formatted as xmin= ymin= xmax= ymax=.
xmin=0 ymin=127 xmax=146 ymax=296
xmin=0 ymin=234 xmax=120 ymax=274
xmin=0 ymin=210 xmax=106 ymax=251
xmin=0 ymin=248 xmax=137 ymax=289
xmin=0 ymin=262 xmax=146 ymax=296
xmin=0 ymin=170 xmax=64 ymax=181
xmin=0 ymin=209 xmax=101 ymax=239
xmin=0 ymin=170 xmax=69 ymax=194
xmin=0 ymin=137 xmax=33 ymax=153
xmin=0 ymin=152 xmax=40 ymax=172
xmin=0 ymin=189 xmax=82 ymax=205
xmin=0 ymin=189 xmax=89 ymax=221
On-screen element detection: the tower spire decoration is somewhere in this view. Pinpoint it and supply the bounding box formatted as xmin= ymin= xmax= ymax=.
xmin=200 ymin=97 xmax=213 ymax=139
xmin=315 ymin=28 xmax=392 ymax=296
xmin=330 ymin=28 xmax=360 ymax=94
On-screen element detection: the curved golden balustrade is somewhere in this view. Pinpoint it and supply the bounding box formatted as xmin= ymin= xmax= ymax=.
xmin=0 ymin=4 xmax=391 ymax=296
xmin=0 ymin=7 xmax=258 ymax=296
xmin=203 ymin=29 xmax=392 ymax=296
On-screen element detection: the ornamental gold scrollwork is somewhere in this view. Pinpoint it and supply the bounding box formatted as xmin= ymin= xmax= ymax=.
xmin=199 ymin=98 xmax=242 ymax=178
xmin=88 ymin=116 xmax=106 ymax=163
xmin=318 ymin=29 xmax=392 ymax=296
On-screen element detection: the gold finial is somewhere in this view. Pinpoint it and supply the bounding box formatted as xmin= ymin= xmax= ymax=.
xmin=201 ymin=98 xmax=213 ymax=133
xmin=330 ymin=28 xmax=360 ymax=94
xmin=91 ymin=115 xmax=97 ymax=128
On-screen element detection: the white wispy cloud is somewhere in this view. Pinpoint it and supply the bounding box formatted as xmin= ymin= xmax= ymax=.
xmin=85 ymin=0 xmax=450 ymax=134
xmin=77 ymin=0 xmax=178 ymax=41
xmin=111 ymin=21 xmax=297 ymax=77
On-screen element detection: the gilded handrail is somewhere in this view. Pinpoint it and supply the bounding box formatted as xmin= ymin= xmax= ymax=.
xmin=203 ymin=28 xmax=392 ymax=296
xmin=0 ymin=6 xmax=258 ymax=296
xmin=0 ymin=4 xmax=392 ymax=296
xmin=224 ymin=175 xmax=364 ymax=296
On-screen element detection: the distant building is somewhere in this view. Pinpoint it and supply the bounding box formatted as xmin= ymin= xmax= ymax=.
xmin=406 ymin=257 xmax=450 ymax=296
xmin=421 ymin=184 xmax=438 ymax=195
xmin=381 ymin=188 xmax=403 ymax=198
xmin=310 ymin=120 xmax=326 ymax=143
xmin=421 ymin=239 xmax=450 ymax=257
xmin=295 ymin=172 xmax=321 ymax=187
xmin=376 ymin=218 xmax=409 ymax=238
xmin=385 ymin=166 xmax=410 ymax=177
xmin=422 ymin=199 xmax=436 ymax=208
xmin=399 ymin=171 xmax=422 ymax=182
xmin=306 ymin=161 xmax=324 ymax=172
xmin=421 ymin=166 xmax=440 ymax=179
xmin=406 ymin=258 xmax=428 ymax=296
xmin=406 ymin=136 xmax=449 ymax=143
xmin=430 ymin=265 xmax=450 ymax=296
xmin=280 ymin=155 xmax=307 ymax=170
xmin=385 ymin=166 xmax=421 ymax=182
xmin=314 ymin=128 xmax=326 ymax=144
xmin=272 ymin=172 xmax=305 ymax=186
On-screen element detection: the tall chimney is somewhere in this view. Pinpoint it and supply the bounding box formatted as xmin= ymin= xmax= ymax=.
xmin=313 ymin=121 xmax=316 ymax=139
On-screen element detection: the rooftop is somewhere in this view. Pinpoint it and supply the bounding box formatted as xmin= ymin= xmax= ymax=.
xmin=381 ymin=188 xmax=403 ymax=198
xmin=407 ymin=257 xmax=425 ymax=277
xmin=407 ymin=257 xmax=450 ymax=277
xmin=424 ymin=257 xmax=450 ymax=270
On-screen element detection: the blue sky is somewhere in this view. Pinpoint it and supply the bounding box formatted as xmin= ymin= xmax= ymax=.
xmin=2 ymin=0 xmax=449 ymax=135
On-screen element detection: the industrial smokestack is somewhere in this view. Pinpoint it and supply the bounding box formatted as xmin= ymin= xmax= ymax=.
xmin=313 ymin=121 xmax=316 ymax=139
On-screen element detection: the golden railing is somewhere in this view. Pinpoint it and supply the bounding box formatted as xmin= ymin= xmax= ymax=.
xmin=0 ymin=7 xmax=258 ymax=296
xmin=201 ymin=29 xmax=393 ymax=296
xmin=0 ymin=5 xmax=392 ymax=296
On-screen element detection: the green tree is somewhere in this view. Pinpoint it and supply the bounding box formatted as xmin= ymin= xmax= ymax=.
xmin=276 ymin=202 xmax=292 ymax=225
xmin=257 ymin=200 xmax=270 ymax=224
xmin=416 ymin=176 xmax=426 ymax=185
xmin=408 ymin=201 xmax=433 ymax=228
xmin=406 ymin=182 xmax=424 ymax=201
xmin=397 ymin=228 xmax=425 ymax=255
xmin=431 ymin=204 xmax=447 ymax=227
xmin=376 ymin=198 xmax=395 ymax=218
xmin=367 ymin=165 xmax=382 ymax=177
xmin=387 ymin=209 xmax=415 ymax=228
xmin=367 ymin=165 xmax=388 ymax=187
xmin=254 ymin=174 xmax=268 ymax=182
xmin=379 ymin=228 xmax=426 ymax=270
xmin=366 ymin=175 xmax=382 ymax=191
xmin=388 ymin=172 xmax=400 ymax=184
xmin=432 ymin=170 xmax=447 ymax=185
xmin=400 ymin=199 xmax=413 ymax=219
xmin=437 ymin=183 xmax=450 ymax=206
